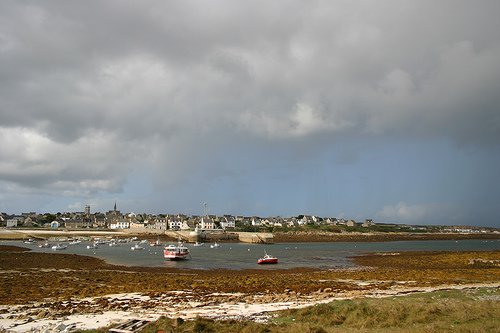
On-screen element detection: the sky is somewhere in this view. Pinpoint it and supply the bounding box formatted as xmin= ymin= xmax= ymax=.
xmin=0 ymin=1 xmax=499 ymax=227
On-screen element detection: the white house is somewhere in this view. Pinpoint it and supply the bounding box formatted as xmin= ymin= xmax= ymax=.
xmin=168 ymin=217 xmax=183 ymax=230
xmin=109 ymin=220 xmax=130 ymax=229
xmin=200 ymin=216 xmax=215 ymax=230
xmin=251 ymin=217 xmax=261 ymax=226
xmin=297 ymin=218 xmax=307 ymax=226
xmin=220 ymin=216 xmax=235 ymax=229
xmin=325 ymin=218 xmax=337 ymax=225
xmin=6 ymin=219 xmax=19 ymax=228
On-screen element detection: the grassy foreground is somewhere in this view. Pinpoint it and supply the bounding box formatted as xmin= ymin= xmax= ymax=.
xmin=82 ymin=288 xmax=499 ymax=333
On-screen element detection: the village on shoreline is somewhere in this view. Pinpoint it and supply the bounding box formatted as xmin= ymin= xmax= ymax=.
xmin=2 ymin=204 xmax=499 ymax=241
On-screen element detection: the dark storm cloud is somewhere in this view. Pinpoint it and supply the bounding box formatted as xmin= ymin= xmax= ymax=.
xmin=0 ymin=0 xmax=499 ymax=199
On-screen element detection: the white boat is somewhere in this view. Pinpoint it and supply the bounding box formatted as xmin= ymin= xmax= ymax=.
xmin=193 ymin=242 xmax=204 ymax=247
xmin=164 ymin=241 xmax=190 ymax=260
xmin=38 ymin=241 xmax=51 ymax=248
xmin=131 ymin=243 xmax=145 ymax=251
xmin=109 ymin=241 xmax=119 ymax=247
xmin=69 ymin=239 xmax=81 ymax=245
xmin=150 ymin=237 xmax=163 ymax=246
xmin=23 ymin=238 xmax=35 ymax=244
xmin=87 ymin=243 xmax=98 ymax=249
xmin=210 ymin=242 xmax=220 ymax=249
xmin=51 ymin=243 xmax=67 ymax=251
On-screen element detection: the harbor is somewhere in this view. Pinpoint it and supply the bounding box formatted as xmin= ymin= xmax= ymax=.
xmin=2 ymin=238 xmax=499 ymax=270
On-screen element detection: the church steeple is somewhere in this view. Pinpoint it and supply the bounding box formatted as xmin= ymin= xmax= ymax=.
xmin=114 ymin=201 xmax=117 ymax=212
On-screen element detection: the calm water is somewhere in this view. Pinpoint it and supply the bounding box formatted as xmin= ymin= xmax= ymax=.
xmin=4 ymin=239 xmax=499 ymax=270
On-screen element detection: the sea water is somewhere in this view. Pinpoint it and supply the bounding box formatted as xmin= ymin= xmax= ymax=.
xmin=4 ymin=239 xmax=499 ymax=270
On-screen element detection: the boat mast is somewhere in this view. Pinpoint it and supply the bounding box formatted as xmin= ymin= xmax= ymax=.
xmin=203 ymin=202 xmax=208 ymax=218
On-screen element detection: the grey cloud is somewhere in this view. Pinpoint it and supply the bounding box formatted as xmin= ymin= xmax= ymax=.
xmin=1 ymin=0 xmax=499 ymax=197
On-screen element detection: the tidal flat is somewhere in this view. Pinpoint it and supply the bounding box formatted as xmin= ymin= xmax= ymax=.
xmin=0 ymin=245 xmax=499 ymax=332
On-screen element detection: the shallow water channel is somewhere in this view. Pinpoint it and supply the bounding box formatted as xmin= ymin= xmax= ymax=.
xmin=4 ymin=238 xmax=499 ymax=270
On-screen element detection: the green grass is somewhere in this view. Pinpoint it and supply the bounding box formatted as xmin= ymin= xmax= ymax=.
xmin=271 ymin=289 xmax=500 ymax=332
xmin=79 ymin=288 xmax=500 ymax=333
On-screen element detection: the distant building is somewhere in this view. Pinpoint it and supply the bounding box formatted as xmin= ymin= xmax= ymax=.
xmin=93 ymin=213 xmax=107 ymax=228
xmin=154 ymin=218 xmax=167 ymax=231
xmin=65 ymin=218 xmax=83 ymax=229
xmin=220 ymin=215 xmax=236 ymax=229
xmin=105 ymin=202 xmax=122 ymax=227
xmin=129 ymin=221 xmax=146 ymax=229
xmin=6 ymin=218 xmax=21 ymax=228
xmin=362 ymin=219 xmax=375 ymax=228
xmin=82 ymin=215 xmax=93 ymax=228
xmin=109 ymin=219 xmax=130 ymax=229
xmin=180 ymin=220 xmax=192 ymax=230
xmin=251 ymin=217 xmax=261 ymax=226
xmin=200 ymin=216 xmax=215 ymax=230
xmin=346 ymin=220 xmax=357 ymax=227
xmin=168 ymin=216 xmax=183 ymax=230
xmin=23 ymin=216 xmax=35 ymax=227
xmin=325 ymin=218 xmax=338 ymax=225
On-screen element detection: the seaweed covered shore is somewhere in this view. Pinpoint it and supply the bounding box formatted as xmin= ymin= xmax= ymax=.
xmin=1 ymin=245 xmax=499 ymax=304
xmin=0 ymin=245 xmax=499 ymax=331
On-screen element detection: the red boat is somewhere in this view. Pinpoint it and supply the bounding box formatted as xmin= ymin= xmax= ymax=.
xmin=164 ymin=241 xmax=190 ymax=260
xmin=257 ymin=252 xmax=278 ymax=264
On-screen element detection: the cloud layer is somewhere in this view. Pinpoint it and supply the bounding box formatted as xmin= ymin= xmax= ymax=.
xmin=1 ymin=1 xmax=499 ymax=223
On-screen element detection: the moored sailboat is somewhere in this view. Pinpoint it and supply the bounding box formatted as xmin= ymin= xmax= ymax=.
xmin=51 ymin=243 xmax=67 ymax=251
xmin=131 ymin=243 xmax=145 ymax=251
xmin=150 ymin=237 xmax=163 ymax=246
